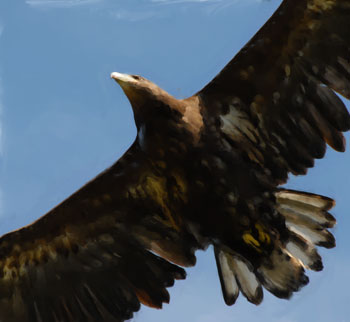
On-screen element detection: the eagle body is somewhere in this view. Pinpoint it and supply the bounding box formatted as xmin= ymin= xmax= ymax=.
xmin=1 ymin=0 xmax=350 ymax=321
xmin=119 ymin=83 xmax=277 ymax=260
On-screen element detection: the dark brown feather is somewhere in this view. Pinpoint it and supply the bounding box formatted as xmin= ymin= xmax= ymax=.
xmin=0 ymin=143 xmax=194 ymax=322
xmin=198 ymin=0 xmax=350 ymax=182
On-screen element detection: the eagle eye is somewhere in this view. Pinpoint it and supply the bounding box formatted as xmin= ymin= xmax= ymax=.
xmin=132 ymin=75 xmax=142 ymax=81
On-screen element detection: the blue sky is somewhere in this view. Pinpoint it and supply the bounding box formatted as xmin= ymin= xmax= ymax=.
xmin=1 ymin=0 xmax=350 ymax=321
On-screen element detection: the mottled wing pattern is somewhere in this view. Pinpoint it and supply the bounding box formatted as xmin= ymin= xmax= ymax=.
xmin=0 ymin=142 xmax=197 ymax=322
xmin=198 ymin=0 xmax=350 ymax=184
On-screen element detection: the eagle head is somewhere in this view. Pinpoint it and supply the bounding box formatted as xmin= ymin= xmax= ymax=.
xmin=111 ymin=72 xmax=172 ymax=109
xmin=110 ymin=72 xmax=186 ymax=128
xmin=111 ymin=72 xmax=153 ymax=104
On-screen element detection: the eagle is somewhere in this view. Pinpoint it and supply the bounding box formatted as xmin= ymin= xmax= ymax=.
xmin=1 ymin=0 xmax=350 ymax=321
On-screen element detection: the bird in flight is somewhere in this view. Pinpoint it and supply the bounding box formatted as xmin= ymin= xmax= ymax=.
xmin=1 ymin=0 xmax=350 ymax=321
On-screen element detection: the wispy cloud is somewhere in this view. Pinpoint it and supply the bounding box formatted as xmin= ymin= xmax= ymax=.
xmin=107 ymin=0 xmax=219 ymax=22
xmin=111 ymin=9 xmax=157 ymax=22
xmin=25 ymin=0 xmax=265 ymax=20
xmin=27 ymin=0 xmax=263 ymax=10
xmin=26 ymin=0 xmax=102 ymax=8
xmin=109 ymin=0 xmax=264 ymax=22
xmin=148 ymin=0 xmax=265 ymax=17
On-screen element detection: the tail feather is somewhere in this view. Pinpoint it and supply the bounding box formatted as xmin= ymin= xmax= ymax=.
xmin=215 ymin=188 xmax=336 ymax=306
xmin=214 ymin=247 xmax=263 ymax=305
xmin=285 ymin=232 xmax=323 ymax=271
xmin=258 ymin=246 xmax=309 ymax=299
xmin=230 ymin=256 xmax=263 ymax=305
xmin=214 ymin=248 xmax=239 ymax=305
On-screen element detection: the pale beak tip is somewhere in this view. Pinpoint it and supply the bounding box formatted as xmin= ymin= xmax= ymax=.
xmin=110 ymin=72 xmax=135 ymax=84
xmin=111 ymin=72 xmax=119 ymax=80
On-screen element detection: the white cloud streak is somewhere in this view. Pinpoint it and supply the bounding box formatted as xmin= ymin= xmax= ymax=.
xmin=109 ymin=0 xmax=264 ymax=22
xmin=149 ymin=0 xmax=266 ymax=20
xmin=112 ymin=9 xmax=157 ymax=22
xmin=25 ymin=0 xmax=265 ymax=21
xmin=26 ymin=0 xmax=102 ymax=8
xmin=26 ymin=0 xmax=263 ymax=9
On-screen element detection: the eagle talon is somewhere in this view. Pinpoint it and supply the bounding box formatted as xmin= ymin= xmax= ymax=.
xmin=243 ymin=232 xmax=262 ymax=252
xmin=255 ymin=223 xmax=271 ymax=244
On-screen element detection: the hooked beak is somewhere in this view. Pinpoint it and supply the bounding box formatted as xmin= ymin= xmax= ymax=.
xmin=110 ymin=72 xmax=136 ymax=85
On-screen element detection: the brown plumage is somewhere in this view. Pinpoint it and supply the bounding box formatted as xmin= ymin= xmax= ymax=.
xmin=1 ymin=0 xmax=350 ymax=320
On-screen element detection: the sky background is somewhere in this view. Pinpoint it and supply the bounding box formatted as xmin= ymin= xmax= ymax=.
xmin=1 ymin=0 xmax=350 ymax=321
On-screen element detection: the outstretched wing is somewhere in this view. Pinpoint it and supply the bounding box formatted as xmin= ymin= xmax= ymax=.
xmin=197 ymin=0 xmax=350 ymax=184
xmin=0 ymin=141 xmax=198 ymax=322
